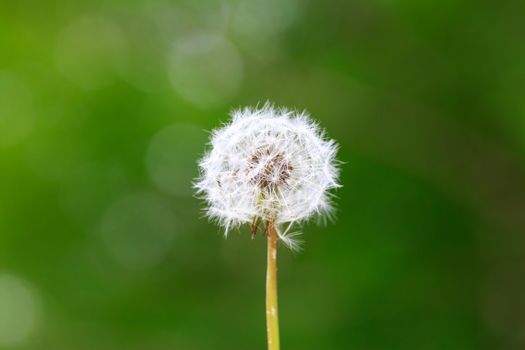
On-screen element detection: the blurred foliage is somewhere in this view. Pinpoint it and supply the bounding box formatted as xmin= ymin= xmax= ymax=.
xmin=1 ymin=0 xmax=525 ymax=349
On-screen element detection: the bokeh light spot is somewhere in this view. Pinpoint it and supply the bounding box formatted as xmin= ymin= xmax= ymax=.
xmin=99 ymin=193 xmax=177 ymax=270
xmin=146 ymin=123 xmax=208 ymax=197
xmin=0 ymin=274 xmax=41 ymax=346
xmin=55 ymin=15 xmax=125 ymax=89
xmin=168 ymin=34 xmax=243 ymax=108
xmin=232 ymin=0 xmax=299 ymax=38
xmin=0 ymin=73 xmax=35 ymax=148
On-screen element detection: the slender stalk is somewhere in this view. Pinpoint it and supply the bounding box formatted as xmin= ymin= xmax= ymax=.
xmin=266 ymin=222 xmax=280 ymax=350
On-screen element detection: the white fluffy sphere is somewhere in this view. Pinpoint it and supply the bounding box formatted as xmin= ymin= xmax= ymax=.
xmin=195 ymin=104 xmax=340 ymax=244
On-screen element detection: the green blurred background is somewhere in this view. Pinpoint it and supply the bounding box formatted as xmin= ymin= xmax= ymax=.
xmin=1 ymin=0 xmax=525 ymax=349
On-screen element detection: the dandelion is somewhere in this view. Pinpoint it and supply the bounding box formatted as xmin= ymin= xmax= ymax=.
xmin=195 ymin=103 xmax=340 ymax=350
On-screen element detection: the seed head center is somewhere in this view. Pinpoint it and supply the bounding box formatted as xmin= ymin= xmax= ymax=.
xmin=246 ymin=146 xmax=293 ymax=189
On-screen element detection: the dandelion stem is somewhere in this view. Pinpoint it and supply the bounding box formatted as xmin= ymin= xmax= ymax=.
xmin=266 ymin=222 xmax=280 ymax=350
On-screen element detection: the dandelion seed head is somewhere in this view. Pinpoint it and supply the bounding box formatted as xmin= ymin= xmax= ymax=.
xmin=195 ymin=103 xmax=340 ymax=247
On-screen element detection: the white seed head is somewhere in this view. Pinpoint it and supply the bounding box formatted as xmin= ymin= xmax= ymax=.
xmin=195 ymin=104 xmax=340 ymax=248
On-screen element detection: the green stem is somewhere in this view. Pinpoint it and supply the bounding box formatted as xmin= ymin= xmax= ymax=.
xmin=266 ymin=222 xmax=280 ymax=350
